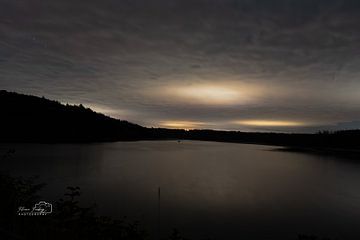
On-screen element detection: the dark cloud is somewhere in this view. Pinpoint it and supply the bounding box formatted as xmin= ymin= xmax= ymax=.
xmin=1 ymin=0 xmax=360 ymax=132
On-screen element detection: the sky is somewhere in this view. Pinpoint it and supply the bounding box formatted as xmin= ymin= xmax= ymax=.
xmin=1 ymin=0 xmax=360 ymax=132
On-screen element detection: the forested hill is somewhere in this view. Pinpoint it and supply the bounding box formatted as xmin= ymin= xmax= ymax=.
xmin=1 ymin=90 xmax=360 ymax=153
xmin=0 ymin=90 xmax=147 ymax=142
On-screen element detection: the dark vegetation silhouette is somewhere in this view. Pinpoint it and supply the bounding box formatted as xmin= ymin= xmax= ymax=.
xmin=0 ymin=90 xmax=146 ymax=142
xmin=0 ymin=171 xmax=340 ymax=240
xmin=1 ymin=90 xmax=360 ymax=153
xmin=0 ymin=171 xmax=148 ymax=240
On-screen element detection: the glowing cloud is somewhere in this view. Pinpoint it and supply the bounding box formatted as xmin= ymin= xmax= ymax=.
xmin=159 ymin=82 xmax=263 ymax=106
xmin=177 ymin=86 xmax=239 ymax=104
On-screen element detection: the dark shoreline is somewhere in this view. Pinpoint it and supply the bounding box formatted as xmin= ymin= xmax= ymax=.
xmin=1 ymin=90 xmax=360 ymax=157
xmin=2 ymin=138 xmax=360 ymax=160
xmin=271 ymin=145 xmax=360 ymax=159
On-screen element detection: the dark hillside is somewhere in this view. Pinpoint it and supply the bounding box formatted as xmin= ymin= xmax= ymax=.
xmin=0 ymin=90 xmax=146 ymax=142
xmin=1 ymin=90 xmax=360 ymax=153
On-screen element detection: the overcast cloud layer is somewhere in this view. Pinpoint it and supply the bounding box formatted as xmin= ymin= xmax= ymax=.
xmin=1 ymin=0 xmax=360 ymax=132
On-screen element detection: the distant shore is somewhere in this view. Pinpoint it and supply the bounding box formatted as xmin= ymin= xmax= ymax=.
xmin=272 ymin=145 xmax=360 ymax=159
xmin=1 ymin=90 xmax=360 ymax=158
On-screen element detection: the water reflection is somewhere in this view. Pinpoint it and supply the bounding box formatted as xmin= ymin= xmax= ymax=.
xmin=1 ymin=141 xmax=360 ymax=239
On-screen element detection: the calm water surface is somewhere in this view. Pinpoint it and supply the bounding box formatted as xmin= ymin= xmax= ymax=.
xmin=1 ymin=141 xmax=360 ymax=239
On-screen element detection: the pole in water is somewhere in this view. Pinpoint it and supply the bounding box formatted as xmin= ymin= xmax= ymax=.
xmin=158 ymin=187 xmax=161 ymax=240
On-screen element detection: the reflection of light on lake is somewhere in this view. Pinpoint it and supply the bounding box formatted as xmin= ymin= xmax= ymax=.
xmin=2 ymin=141 xmax=360 ymax=239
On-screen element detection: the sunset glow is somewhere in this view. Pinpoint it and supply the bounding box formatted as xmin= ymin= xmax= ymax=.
xmin=160 ymin=121 xmax=205 ymax=130
xmin=3 ymin=0 xmax=360 ymax=132
xmin=235 ymin=120 xmax=306 ymax=127
xmin=3 ymin=1 xmax=360 ymax=239
xmin=162 ymin=83 xmax=262 ymax=106
xmin=178 ymin=86 xmax=239 ymax=104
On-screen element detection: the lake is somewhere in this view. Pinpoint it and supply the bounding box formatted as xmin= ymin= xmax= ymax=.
xmin=1 ymin=140 xmax=360 ymax=239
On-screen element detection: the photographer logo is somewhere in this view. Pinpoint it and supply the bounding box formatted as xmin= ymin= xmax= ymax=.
xmin=18 ymin=201 xmax=52 ymax=216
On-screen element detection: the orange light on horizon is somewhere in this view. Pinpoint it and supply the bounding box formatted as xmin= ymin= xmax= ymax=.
xmin=160 ymin=121 xmax=205 ymax=130
xmin=235 ymin=120 xmax=306 ymax=127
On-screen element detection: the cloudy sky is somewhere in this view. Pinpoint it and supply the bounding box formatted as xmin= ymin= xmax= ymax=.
xmin=1 ymin=0 xmax=360 ymax=132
